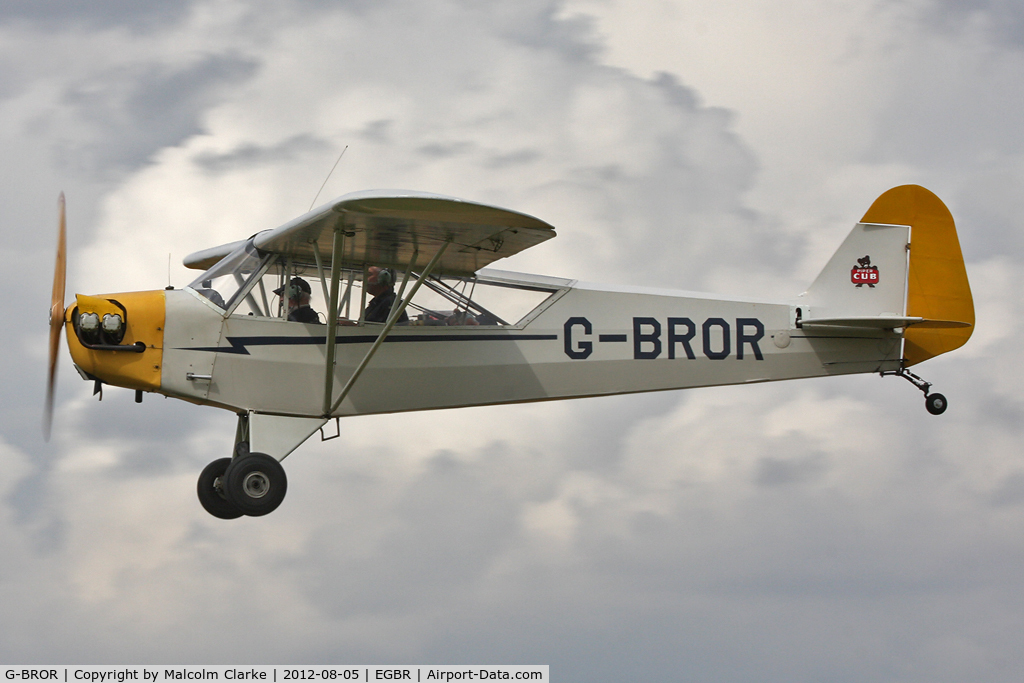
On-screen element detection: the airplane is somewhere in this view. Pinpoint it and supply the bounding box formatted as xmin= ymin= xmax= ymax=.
xmin=45 ymin=184 xmax=974 ymax=519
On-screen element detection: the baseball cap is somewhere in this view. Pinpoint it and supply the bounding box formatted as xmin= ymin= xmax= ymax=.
xmin=273 ymin=277 xmax=312 ymax=296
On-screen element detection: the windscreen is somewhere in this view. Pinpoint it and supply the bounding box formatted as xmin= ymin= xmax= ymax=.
xmin=186 ymin=239 xmax=268 ymax=312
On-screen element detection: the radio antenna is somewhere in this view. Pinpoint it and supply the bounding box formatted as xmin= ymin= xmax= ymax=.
xmin=309 ymin=145 xmax=348 ymax=212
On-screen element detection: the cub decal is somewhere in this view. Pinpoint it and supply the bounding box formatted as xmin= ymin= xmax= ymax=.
xmin=852 ymin=255 xmax=879 ymax=288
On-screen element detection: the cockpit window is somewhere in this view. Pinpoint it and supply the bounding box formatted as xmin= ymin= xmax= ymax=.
xmin=401 ymin=273 xmax=553 ymax=327
xmin=188 ymin=243 xmax=566 ymax=327
xmin=186 ymin=240 xmax=270 ymax=313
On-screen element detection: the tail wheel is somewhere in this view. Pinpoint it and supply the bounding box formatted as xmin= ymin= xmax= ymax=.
xmin=197 ymin=458 xmax=243 ymax=519
xmin=882 ymin=366 xmax=950 ymax=416
xmin=925 ymin=393 xmax=948 ymax=416
xmin=224 ymin=453 xmax=287 ymax=516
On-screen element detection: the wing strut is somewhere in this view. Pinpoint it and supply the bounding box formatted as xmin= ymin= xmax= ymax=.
xmin=389 ymin=249 xmax=420 ymax=323
xmin=321 ymin=229 xmax=348 ymax=416
xmin=311 ymin=240 xmax=332 ymax=309
xmin=324 ymin=239 xmax=452 ymax=418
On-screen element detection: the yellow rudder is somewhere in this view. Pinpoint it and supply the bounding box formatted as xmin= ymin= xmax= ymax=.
xmin=861 ymin=185 xmax=974 ymax=366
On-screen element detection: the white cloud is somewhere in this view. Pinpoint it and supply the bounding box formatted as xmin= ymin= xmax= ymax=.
xmin=76 ymin=0 xmax=765 ymax=298
xmin=3 ymin=0 xmax=1024 ymax=680
xmin=564 ymin=0 xmax=1024 ymax=273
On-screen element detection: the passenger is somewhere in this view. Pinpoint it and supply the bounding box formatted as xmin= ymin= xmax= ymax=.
xmin=364 ymin=267 xmax=408 ymax=324
xmin=274 ymin=277 xmax=321 ymax=324
xmin=446 ymin=310 xmax=479 ymax=326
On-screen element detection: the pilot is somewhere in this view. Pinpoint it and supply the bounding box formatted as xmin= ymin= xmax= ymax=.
xmin=364 ymin=267 xmax=408 ymax=324
xmin=274 ymin=277 xmax=321 ymax=324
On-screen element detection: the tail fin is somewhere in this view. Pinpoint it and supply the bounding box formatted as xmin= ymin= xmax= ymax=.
xmin=801 ymin=220 xmax=910 ymax=321
xmin=801 ymin=185 xmax=974 ymax=366
xmin=862 ymin=185 xmax=974 ymax=366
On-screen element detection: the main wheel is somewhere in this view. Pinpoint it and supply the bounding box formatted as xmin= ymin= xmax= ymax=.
xmin=223 ymin=453 xmax=287 ymax=516
xmin=197 ymin=458 xmax=243 ymax=519
xmin=925 ymin=392 xmax=948 ymax=415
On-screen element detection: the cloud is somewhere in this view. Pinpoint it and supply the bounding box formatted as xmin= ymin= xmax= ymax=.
xmin=0 ymin=0 xmax=192 ymax=30
xmin=564 ymin=0 xmax=1024 ymax=276
xmin=58 ymin=54 xmax=259 ymax=173
xmin=3 ymin=0 xmax=1023 ymax=680
xmin=72 ymin=0 xmax=765 ymax=297
xmin=192 ymin=134 xmax=329 ymax=173
xmin=920 ymin=0 xmax=1024 ymax=48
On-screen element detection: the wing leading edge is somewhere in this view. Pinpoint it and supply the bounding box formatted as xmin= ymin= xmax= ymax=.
xmin=183 ymin=190 xmax=556 ymax=275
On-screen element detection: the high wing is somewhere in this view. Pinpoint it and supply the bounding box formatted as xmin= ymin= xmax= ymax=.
xmin=183 ymin=190 xmax=556 ymax=275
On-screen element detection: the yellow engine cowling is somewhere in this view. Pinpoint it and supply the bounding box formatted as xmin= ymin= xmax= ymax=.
xmin=66 ymin=290 xmax=166 ymax=392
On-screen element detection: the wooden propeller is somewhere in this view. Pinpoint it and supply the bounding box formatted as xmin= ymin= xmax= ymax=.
xmin=44 ymin=193 xmax=67 ymax=441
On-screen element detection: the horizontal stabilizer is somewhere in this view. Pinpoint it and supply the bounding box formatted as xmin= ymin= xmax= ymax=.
xmin=801 ymin=316 xmax=972 ymax=330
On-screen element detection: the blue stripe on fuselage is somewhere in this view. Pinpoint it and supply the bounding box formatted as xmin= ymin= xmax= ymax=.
xmin=181 ymin=332 xmax=559 ymax=355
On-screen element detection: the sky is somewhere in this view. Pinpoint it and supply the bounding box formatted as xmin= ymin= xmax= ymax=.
xmin=3 ymin=0 xmax=1024 ymax=679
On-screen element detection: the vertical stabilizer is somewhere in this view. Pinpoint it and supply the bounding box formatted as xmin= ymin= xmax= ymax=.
xmin=802 ymin=222 xmax=910 ymax=320
xmin=861 ymin=185 xmax=974 ymax=366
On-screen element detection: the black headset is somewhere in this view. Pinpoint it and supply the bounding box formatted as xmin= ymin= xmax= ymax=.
xmin=376 ymin=268 xmax=394 ymax=288
xmin=282 ymin=278 xmax=309 ymax=300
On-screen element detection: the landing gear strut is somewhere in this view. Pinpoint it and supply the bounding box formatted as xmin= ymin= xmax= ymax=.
xmin=882 ymin=364 xmax=947 ymax=415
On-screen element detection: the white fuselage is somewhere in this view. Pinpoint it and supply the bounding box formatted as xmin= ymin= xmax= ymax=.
xmin=158 ymin=274 xmax=902 ymax=419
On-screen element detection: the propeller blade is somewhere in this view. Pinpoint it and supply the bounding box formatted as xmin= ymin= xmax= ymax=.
xmin=44 ymin=192 xmax=67 ymax=441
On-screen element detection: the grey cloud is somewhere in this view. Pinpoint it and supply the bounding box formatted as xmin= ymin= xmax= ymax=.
xmin=484 ymin=148 xmax=542 ymax=168
xmin=857 ymin=11 xmax=1024 ymax=263
xmin=416 ymin=141 xmax=477 ymax=159
xmin=58 ymin=383 xmax=233 ymax=465
xmin=358 ymin=119 xmax=394 ymax=144
xmin=486 ymin=0 xmax=602 ymax=61
xmin=4 ymin=393 xmax=231 ymax=546
xmin=943 ymin=168 xmax=1024 ymax=262
xmin=972 ymin=394 xmax=1024 ymax=433
xmin=989 ymin=472 xmax=1024 ymax=506
xmin=504 ymin=64 xmax=765 ymax=291
xmin=5 ymin=0 xmax=1022 ymax=680
xmin=556 ymin=393 xmax=679 ymax=472
xmin=6 ymin=468 xmax=66 ymax=553
xmin=0 ymin=0 xmax=193 ymax=29
xmin=52 ymin=54 xmax=258 ymax=175
xmin=754 ymin=452 xmax=829 ymax=486
xmin=921 ymin=0 xmax=1024 ymax=47
xmin=651 ymin=71 xmax=701 ymax=110
xmin=7 ymin=374 xmax=1024 ymax=680
xmin=289 ymin=391 xmax=1024 ymax=679
xmin=194 ymin=134 xmax=330 ymax=173
xmin=301 ymin=450 xmax=521 ymax=616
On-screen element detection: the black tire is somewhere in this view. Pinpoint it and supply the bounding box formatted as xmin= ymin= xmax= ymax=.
xmin=925 ymin=392 xmax=948 ymax=416
xmin=223 ymin=453 xmax=287 ymax=516
xmin=197 ymin=458 xmax=243 ymax=519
